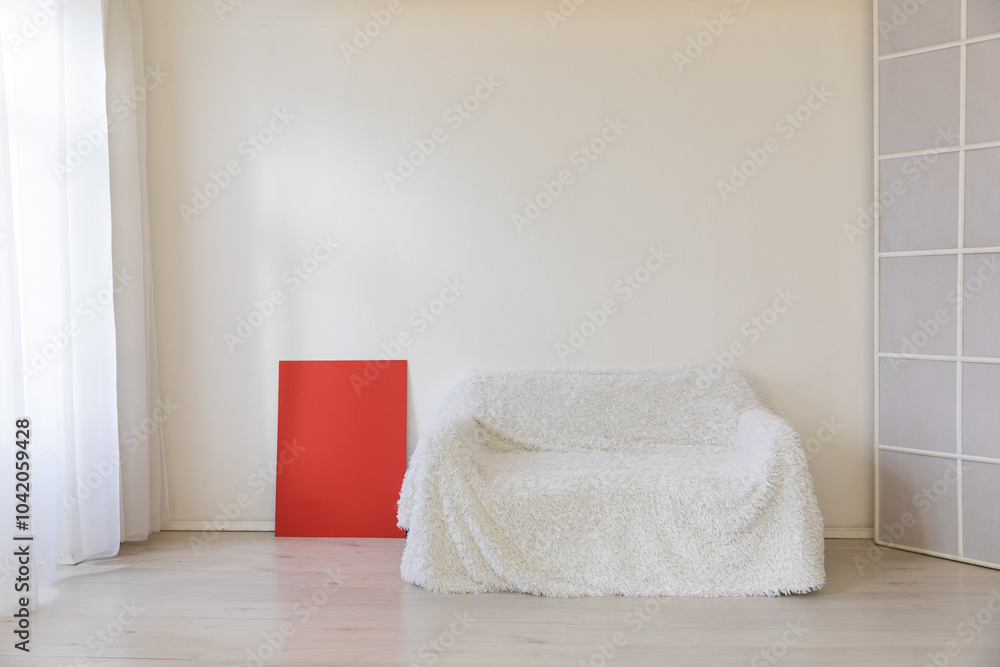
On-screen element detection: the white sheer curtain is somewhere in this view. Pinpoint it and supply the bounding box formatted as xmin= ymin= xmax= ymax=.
xmin=105 ymin=0 xmax=169 ymax=542
xmin=0 ymin=0 xmax=166 ymax=613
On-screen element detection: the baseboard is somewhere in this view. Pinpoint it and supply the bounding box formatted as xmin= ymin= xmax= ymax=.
xmin=162 ymin=520 xmax=276 ymax=532
xmin=161 ymin=521 xmax=871 ymax=539
xmin=824 ymin=527 xmax=872 ymax=539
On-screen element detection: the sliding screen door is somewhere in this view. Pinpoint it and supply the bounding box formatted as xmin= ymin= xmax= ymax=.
xmin=875 ymin=0 xmax=1000 ymax=569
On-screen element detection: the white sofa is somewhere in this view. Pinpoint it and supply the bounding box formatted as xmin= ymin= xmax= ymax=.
xmin=397 ymin=365 xmax=825 ymax=597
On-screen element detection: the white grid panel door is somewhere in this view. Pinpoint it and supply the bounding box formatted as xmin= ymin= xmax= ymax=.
xmin=875 ymin=0 xmax=1000 ymax=570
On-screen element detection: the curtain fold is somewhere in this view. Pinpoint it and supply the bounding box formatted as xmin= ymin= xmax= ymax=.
xmin=0 ymin=24 xmax=33 ymax=612
xmin=1 ymin=0 xmax=120 ymax=612
xmin=105 ymin=0 xmax=169 ymax=542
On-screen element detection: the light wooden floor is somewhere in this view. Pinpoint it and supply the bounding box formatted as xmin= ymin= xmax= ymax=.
xmin=3 ymin=533 xmax=1000 ymax=666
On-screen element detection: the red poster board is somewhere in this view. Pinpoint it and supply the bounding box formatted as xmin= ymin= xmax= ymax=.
xmin=275 ymin=360 xmax=407 ymax=538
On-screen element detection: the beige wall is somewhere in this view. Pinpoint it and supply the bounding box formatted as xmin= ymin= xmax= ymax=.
xmin=141 ymin=0 xmax=874 ymax=534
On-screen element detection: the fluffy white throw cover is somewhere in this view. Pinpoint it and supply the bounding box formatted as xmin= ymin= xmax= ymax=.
xmin=397 ymin=365 xmax=825 ymax=597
